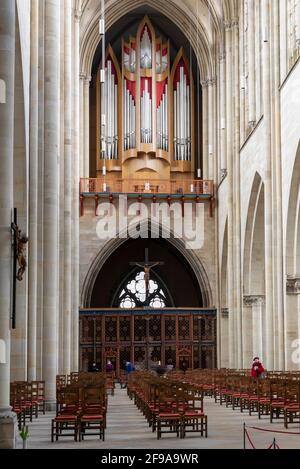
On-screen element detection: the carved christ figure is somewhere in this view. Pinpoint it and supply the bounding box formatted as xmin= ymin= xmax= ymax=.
xmin=12 ymin=223 xmax=29 ymax=282
xmin=130 ymin=248 xmax=164 ymax=303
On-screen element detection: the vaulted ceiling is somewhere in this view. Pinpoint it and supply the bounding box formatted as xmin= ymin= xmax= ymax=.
xmin=76 ymin=0 xmax=240 ymax=79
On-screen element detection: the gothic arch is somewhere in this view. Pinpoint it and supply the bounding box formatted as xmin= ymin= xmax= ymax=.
xmin=243 ymin=172 xmax=265 ymax=295
xmin=79 ymin=0 xmax=220 ymax=81
xmin=286 ymin=142 xmax=300 ymax=276
xmin=81 ymin=219 xmax=213 ymax=308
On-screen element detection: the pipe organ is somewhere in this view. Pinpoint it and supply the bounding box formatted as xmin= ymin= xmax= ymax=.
xmin=96 ymin=16 xmax=195 ymax=179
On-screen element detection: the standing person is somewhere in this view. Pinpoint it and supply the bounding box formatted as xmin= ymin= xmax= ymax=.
xmin=88 ymin=361 xmax=99 ymax=373
xmin=106 ymin=360 xmax=114 ymax=373
xmin=121 ymin=361 xmax=134 ymax=388
xmin=251 ymin=357 xmax=265 ymax=378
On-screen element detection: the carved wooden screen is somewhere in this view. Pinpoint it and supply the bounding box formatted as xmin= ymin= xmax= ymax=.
xmin=79 ymin=310 xmax=217 ymax=376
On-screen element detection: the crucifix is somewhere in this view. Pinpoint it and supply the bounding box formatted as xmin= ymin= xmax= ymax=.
xmin=11 ymin=208 xmax=29 ymax=329
xmin=130 ymin=248 xmax=164 ymax=306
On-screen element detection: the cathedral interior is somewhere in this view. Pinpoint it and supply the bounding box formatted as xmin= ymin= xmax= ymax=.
xmin=0 ymin=0 xmax=300 ymax=451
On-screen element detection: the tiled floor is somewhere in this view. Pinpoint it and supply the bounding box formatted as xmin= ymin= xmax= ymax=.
xmin=19 ymin=387 xmax=300 ymax=449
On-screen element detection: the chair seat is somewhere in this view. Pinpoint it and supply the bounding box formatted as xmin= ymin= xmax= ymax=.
xmin=183 ymin=411 xmax=205 ymax=417
xmin=80 ymin=414 xmax=104 ymax=421
xmin=54 ymin=415 xmax=77 ymax=422
xmin=158 ymin=413 xmax=180 ymax=418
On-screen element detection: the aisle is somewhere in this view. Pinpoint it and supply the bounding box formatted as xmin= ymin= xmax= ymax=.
xmin=22 ymin=387 xmax=300 ymax=449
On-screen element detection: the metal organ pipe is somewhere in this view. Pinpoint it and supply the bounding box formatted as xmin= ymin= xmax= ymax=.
xmin=173 ymin=66 xmax=190 ymax=161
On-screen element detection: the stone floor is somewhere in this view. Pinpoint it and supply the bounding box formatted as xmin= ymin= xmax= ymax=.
xmin=18 ymin=387 xmax=300 ymax=449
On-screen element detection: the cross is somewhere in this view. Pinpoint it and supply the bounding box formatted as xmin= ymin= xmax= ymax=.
xmin=130 ymin=248 xmax=164 ymax=305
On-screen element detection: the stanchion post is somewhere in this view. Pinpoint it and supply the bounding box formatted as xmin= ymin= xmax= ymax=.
xmin=273 ymin=438 xmax=276 ymax=450
xmin=243 ymin=423 xmax=246 ymax=449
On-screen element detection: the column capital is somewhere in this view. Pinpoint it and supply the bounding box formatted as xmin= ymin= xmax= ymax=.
xmin=243 ymin=295 xmax=265 ymax=307
xmin=219 ymin=51 xmax=226 ymax=62
xmin=201 ymin=77 xmax=216 ymax=88
xmin=74 ymin=9 xmax=82 ymax=23
xmin=224 ymin=20 xmax=232 ymax=31
xmin=286 ymin=277 xmax=300 ymax=295
xmin=221 ymin=308 xmax=229 ymax=318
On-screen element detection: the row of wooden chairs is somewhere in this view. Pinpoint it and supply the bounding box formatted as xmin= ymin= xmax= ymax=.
xmin=180 ymin=369 xmax=300 ymax=429
xmin=10 ymin=381 xmax=45 ymax=430
xmin=52 ymin=373 xmax=109 ymax=442
xmin=56 ymin=372 xmax=115 ymax=395
xmin=127 ymin=372 xmax=208 ymax=439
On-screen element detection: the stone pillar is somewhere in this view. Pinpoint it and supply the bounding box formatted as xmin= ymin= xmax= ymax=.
xmin=71 ymin=8 xmax=81 ymax=372
xmin=43 ymin=0 xmax=60 ymax=407
xmin=28 ymin=0 xmax=39 ymax=382
xmin=286 ymin=278 xmax=300 ymax=370
xmin=254 ymin=1 xmax=262 ymax=122
xmin=243 ymin=296 xmax=265 ymax=364
xmin=219 ymin=50 xmax=227 ymax=176
xmin=272 ymin=0 xmax=285 ymax=370
xmin=201 ymin=81 xmax=209 ymax=180
xmin=232 ymin=18 xmax=242 ymax=368
xmin=225 ymin=20 xmax=235 ymax=368
xmin=262 ymin=0 xmax=274 ymax=370
xmin=79 ymin=73 xmax=85 ymax=178
xmin=247 ymin=0 xmax=256 ymax=127
xmin=207 ymin=79 xmax=216 ymax=181
xmin=63 ymin=0 xmax=72 ymax=375
xmin=220 ymin=309 xmax=229 ymax=368
xmin=84 ymin=76 xmax=91 ymax=178
xmin=0 ymin=0 xmax=17 ymax=449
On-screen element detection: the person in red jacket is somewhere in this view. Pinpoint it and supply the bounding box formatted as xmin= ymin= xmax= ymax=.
xmin=251 ymin=357 xmax=265 ymax=378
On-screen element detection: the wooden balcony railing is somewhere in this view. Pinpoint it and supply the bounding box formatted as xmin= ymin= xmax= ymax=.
xmin=80 ymin=178 xmax=214 ymax=197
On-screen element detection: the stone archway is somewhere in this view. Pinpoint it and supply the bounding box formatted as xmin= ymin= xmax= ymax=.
xmin=285 ymin=142 xmax=300 ymax=369
xmin=81 ymin=219 xmax=213 ymax=308
xmin=243 ymin=172 xmax=265 ymax=365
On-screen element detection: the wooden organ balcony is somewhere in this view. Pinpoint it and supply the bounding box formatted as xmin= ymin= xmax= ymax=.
xmin=79 ymin=178 xmax=216 ymax=217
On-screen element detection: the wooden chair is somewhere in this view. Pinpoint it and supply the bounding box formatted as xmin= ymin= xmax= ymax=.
xmin=79 ymin=386 xmax=106 ymax=441
xmin=51 ymin=388 xmax=80 ymax=442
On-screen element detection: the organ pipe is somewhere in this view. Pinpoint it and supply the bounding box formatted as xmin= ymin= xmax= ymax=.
xmin=174 ymin=66 xmax=191 ymax=161
xmin=101 ymin=60 xmax=118 ymax=160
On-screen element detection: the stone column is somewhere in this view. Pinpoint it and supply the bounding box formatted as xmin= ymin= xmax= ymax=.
xmin=232 ymin=18 xmax=242 ymax=368
xmin=219 ymin=50 xmax=227 ymax=177
xmin=84 ymin=76 xmax=91 ymax=178
xmin=79 ymin=73 xmax=85 ymax=178
xmin=272 ymin=0 xmax=285 ymax=370
xmin=28 ymin=0 xmax=39 ymax=382
xmin=254 ymin=1 xmax=262 ymax=122
xmin=71 ymin=8 xmax=81 ymax=372
xmin=0 ymin=0 xmax=17 ymax=449
xmin=220 ymin=309 xmax=229 ymax=368
xmin=247 ymin=0 xmax=256 ymax=127
xmin=279 ymin=0 xmax=287 ymax=83
xmin=225 ymin=20 xmax=236 ymax=368
xmin=63 ymin=0 xmax=72 ymax=375
xmin=286 ymin=278 xmax=300 ymax=370
xmin=43 ymin=0 xmax=60 ymax=407
xmin=262 ymin=0 xmax=274 ymax=370
xmin=207 ymin=78 xmax=217 ymax=181
xmin=243 ymin=296 xmax=265 ymax=364
xmin=201 ymin=81 xmax=209 ymax=180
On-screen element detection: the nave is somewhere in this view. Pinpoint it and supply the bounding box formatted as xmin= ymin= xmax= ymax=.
xmin=15 ymin=377 xmax=300 ymax=450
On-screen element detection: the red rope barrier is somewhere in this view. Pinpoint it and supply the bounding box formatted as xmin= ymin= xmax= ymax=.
xmin=246 ymin=425 xmax=300 ymax=436
xmin=245 ymin=428 xmax=256 ymax=449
